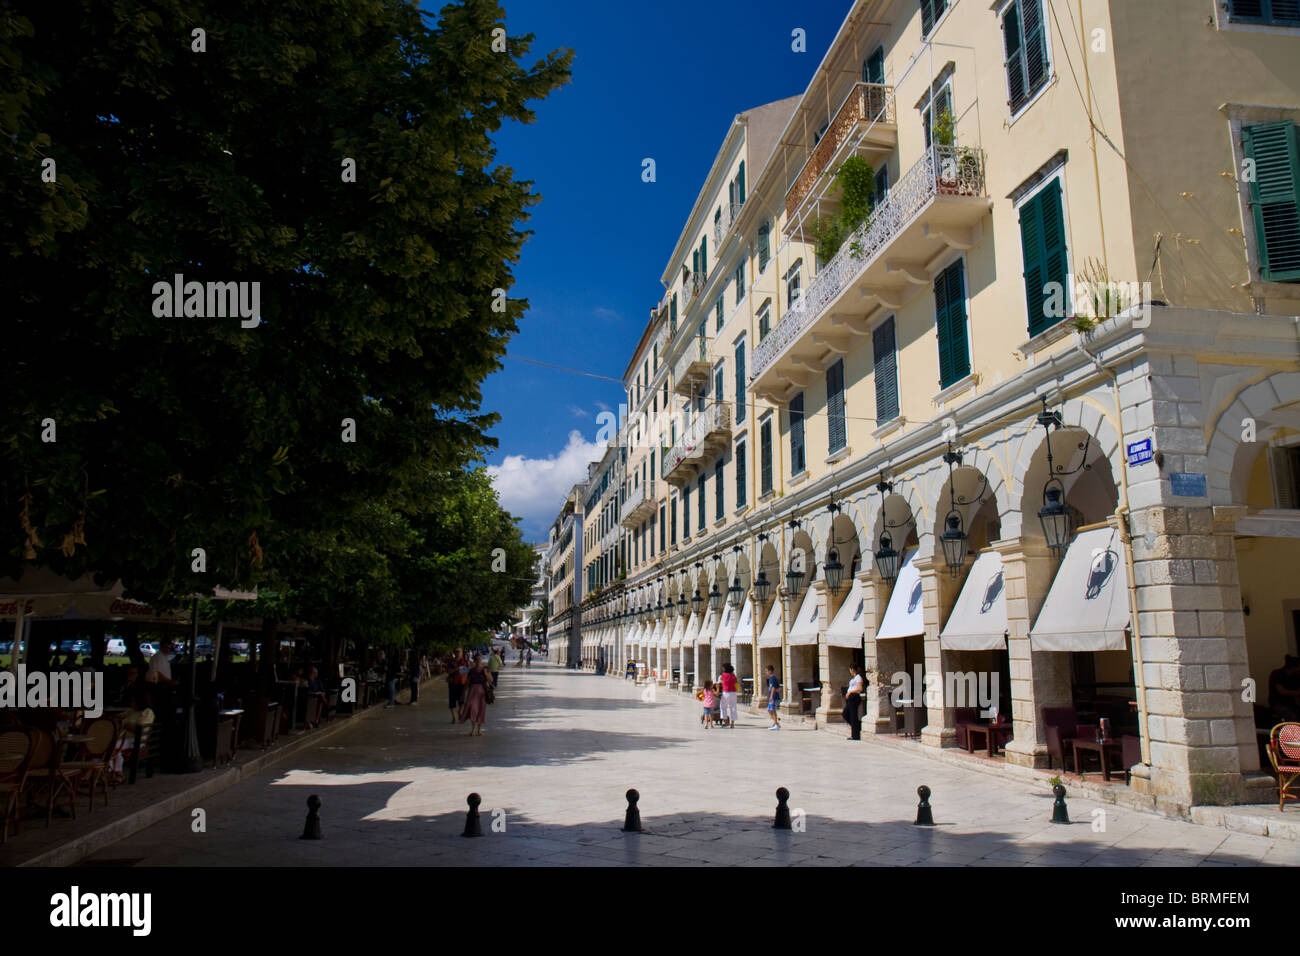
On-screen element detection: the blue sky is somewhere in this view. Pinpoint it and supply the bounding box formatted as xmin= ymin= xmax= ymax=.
xmin=481 ymin=0 xmax=848 ymax=541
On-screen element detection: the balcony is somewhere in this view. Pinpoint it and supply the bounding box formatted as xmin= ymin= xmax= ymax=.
xmin=662 ymin=404 xmax=732 ymax=486
xmin=600 ymin=522 xmax=622 ymax=553
xmin=672 ymin=334 xmax=712 ymax=397
xmin=620 ymin=480 xmax=657 ymax=528
xmin=786 ymin=82 xmax=897 ymax=225
xmin=752 ymin=145 xmax=990 ymax=396
xmin=713 ymin=200 xmax=746 ymax=246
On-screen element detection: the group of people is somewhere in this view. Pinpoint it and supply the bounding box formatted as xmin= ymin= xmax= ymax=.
xmin=691 ymin=662 xmax=867 ymax=739
xmin=698 ymin=664 xmax=741 ymax=729
xmin=444 ymin=647 xmax=504 ymax=736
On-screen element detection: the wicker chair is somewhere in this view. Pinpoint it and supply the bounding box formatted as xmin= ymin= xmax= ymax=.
xmin=61 ymin=717 xmax=119 ymax=812
xmin=0 ymin=727 xmax=35 ymax=843
xmin=23 ymin=729 xmax=84 ymax=825
xmin=1042 ymin=706 xmax=1079 ymax=771
xmin=1267 ymin=722 xmax=1300 ymax=811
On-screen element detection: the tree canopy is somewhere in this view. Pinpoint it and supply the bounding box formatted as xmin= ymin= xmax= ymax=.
xmin=1 ymin=0 xmax=567 ymax=643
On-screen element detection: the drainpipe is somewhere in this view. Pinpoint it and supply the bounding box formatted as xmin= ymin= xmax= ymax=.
xmin=1074 ymin=330 xmax=1150 ymax=768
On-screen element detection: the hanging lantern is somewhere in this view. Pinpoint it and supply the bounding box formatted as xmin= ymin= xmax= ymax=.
xmin=727 ymin=577 xmax=744 ymax=608
xmin=753 ymin=569 xmax=773 ymax=604
xmin=874 ymin=531 xmax=901 ymax=586
xmin=708 ymin=582 xmax=723 ymax=612
xmin=1039 ymin=478 xmax=1071 ymax=553
xmin=785 ymin=562 xmax=805 ymax=601
xmin=824 ymin=548 xmax=846 ymax=593
xmin=676 ymin=591 xmax=688 ymax=617
xmin=940 ymin=511 xmax=967 ymax=574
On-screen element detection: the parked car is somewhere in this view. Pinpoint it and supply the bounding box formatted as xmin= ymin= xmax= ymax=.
xmin=105 ymin=638 xmax=127 ymax=656
xmin=49 ymin=638 xmax=90 ymax=655
xmin=138 ymin=642 xmax=158 ymax=658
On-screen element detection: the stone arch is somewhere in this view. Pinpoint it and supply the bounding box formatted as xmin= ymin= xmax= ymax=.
xmin=869 ymin=479 xmax=925 ymax=563
xmin=787 ymin=528 xmax=816 ymax=591
xmin=1206 ymin=371 xmax=1300 ymax=505
xmin=1007 ymin=395 xmax=1123 ymax=540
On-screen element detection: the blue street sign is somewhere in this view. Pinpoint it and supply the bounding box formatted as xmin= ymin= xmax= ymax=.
xmin=1170 ymin=473 xmax=1207 ymax=497
xmin=1126 ymin=438 xmax=1153 ymax=466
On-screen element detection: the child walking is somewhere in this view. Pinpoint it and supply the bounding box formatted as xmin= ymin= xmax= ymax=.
xmin=701 ymin=683 xmax=716 ymax=729
xmin=711 ymin=682 xmax=722 ymax=727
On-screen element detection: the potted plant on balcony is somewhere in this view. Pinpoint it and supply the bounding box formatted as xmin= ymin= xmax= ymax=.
xmin=811 ymin=155 xmax=876 ymax=265
xmin=932 ymin=110 xmax=981 ymax=196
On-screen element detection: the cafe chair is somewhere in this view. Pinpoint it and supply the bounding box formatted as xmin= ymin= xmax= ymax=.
xmin=23 ymin=729 xmax=84 ymax=825
xmin=61 ymin=718 xmax=119 ymax=812
xmin=0 ymin=727 xmax=35 ymax=844
xmin=953 ymin=707 xmax=980 ymax=751
xmin=1042 ymin=706 xmax=1079 ymax=772
xmin=1120 ymin=734 xmax=1142 ymax=784
xmin=1267 ymin=722 xmax=1300 ymax=811
xmin=127 ymin=721 xmax=162 ymax=784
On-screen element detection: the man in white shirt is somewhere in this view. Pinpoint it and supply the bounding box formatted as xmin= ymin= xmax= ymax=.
xmin=145 ymin=641 xmax=174 ymax=684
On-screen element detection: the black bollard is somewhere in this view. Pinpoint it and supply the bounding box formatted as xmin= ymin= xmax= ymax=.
xmin=1051 ymin=784 xmax=1070 ymax=824
xmin=621 ymin=788 xmax=643 ymax=832
xmin=300 ymin=794 xmax=322 ymax=840
xmin=462 ymin=792 xmax=484 ymax=837
xmin=915 ymin=785 xmax=935 ymax=826
xmin=772 ymin=787 xmax=792 ymax=830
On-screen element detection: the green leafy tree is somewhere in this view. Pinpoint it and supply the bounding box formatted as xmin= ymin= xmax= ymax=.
xmin=0 ymin=1 xmax=571 ymax=610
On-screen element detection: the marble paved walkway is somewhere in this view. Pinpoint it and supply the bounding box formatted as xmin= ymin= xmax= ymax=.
xmin=81 ymin=664 xmax=1300 ymax=866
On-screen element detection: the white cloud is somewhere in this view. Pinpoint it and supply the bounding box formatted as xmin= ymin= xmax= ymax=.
xmin=567 ymin=404 xmax=591 ymax=419
xmin=488 ymin=430 xmax=604 ymax=536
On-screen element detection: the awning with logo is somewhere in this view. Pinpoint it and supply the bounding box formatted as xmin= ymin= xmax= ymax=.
xmin=669 ymin=614 xmax=685 ymax=649
xmin=826 ymin=577 xmax=867 ymax=648
xmin=787 ymin=588 xmax=820 ymax=646
xmin=940 ymin=550 xmax=1008 ymax=651
xmin=1030 ymin=526 xmax=1130 ymax=652
xmin=876 ymin=549 xmax=924 ymax=641
xmin=713 ymin=603 xmax=738 ymax=650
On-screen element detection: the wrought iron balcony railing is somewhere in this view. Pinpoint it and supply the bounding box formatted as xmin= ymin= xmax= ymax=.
xmin=786 ymin=82 xmax=895 ymax=220
xmin=661 ymin=403 xmax=732 ymax=483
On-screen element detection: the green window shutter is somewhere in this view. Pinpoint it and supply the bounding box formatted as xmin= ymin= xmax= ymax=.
xmin=1022 ymin=0 xmax=1048 ymax=94
xmin=935 ymin=261 xmax=970 ymax=388
xmin=758 ymin=221 xmax=771 ymax=271
xmin=1003 ymin=2 xmax=1026 ymax=109
xmin=873 ymin=317 xmax=899 ymax=423
xmin=697 ymin=474 xmax=705 ymax=531
xmin=670 ymin=293 xmax=677 ymax=333
xmin=700 ymin=236 xmax=707 ymax=277
xmin=736 ymin=441 xmax=746 ymax=506
xmin=865 ymin=46 xmax=885 ymax=85
xmin=738 ymin=161 xmax=745 ymax=204
xmin=715 ymin=461 xmax=724 ymax=520
xmin=1020 ymin=189 xmax=1048 ymax=335
xmin=827 ymin=359 xmax=846 ymax=453
xmin=790 ymin=393 xmax=805 ymax=474
xmin=1244 ymin=122 xmax=1300 ymax=282
xmin=1040 ymin=180 xmax=1069 ymax=323
xmin=734 ymin=340 xmax=746 ymax=416
xmin=761 ymin=419 xmax=773 ymax=494
xmin=921 ymin=0 xmax=936 ymax=37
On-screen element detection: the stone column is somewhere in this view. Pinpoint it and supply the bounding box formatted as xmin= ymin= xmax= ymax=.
xmin=861 ymin=572 xmax=902 ymax=734
xmin=915 ymin=555 xmax=968 ymax=749
xmin=1126 ymin=504 xmax=1265 ymax=810
xmin=815 ymin=580 xmax=843 ymax=726
xmin=996 ymin=537 xmax=1068 ymax=769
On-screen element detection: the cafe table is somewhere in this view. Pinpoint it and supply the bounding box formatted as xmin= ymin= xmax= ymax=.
xmin=966 ymin=723 xmax=1014 ymax=757
xmin=59 ymin=733 xmax=96 ymax=760
xmin=1072 ymin=737 xmax=1125 ymax=780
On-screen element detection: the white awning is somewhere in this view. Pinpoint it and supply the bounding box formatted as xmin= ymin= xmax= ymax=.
xmin=669 ymin=614 xmax=686 ymax=649
xmin=940 ymin=550 xmax=1008 ymax=651
xmin=696 ymin=608 xmax=716 ymax=646
xmin=758 ymin=600 xmax=783 ymax=648
xmin=787 ymin=589 xmax=820 ymax=646
xmin=627 ymin=623 xmax=642 ymax=647
xmin=683 ymin=612 xmax=701 ymax=648
xmin=654 ymin=620 xmax=667 ymax=649
xmin=1030 ymin=526 xmax=1130 ymax=652
xmin=713 ymin=603 xmax=738 ymax=650
xmin=876 ymin=549 xmax=924 ymax=641
xmin=731 ymin=599 xmax=756 ymax=646
xmin=826 ymin=577 xmax=867 ymax=648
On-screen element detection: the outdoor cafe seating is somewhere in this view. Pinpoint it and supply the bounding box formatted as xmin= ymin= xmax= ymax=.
xmin=954 ymin=707 xmax=1013 ymax=757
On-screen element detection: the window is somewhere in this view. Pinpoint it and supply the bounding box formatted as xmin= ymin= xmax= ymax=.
xmin=873 ymin=316 xmax=900 ymax=424
xmin=758 ymin=221 xmax=771 ymax=272
xmin=786 ymin=260 xmax=803 ymax=307
xmin=789 ymin=393 xmax=806 ymax=475
xmin=734 ymin=263 xmax=746 ymax=306
xmin=1268 ymin=442 xmax=1300 ymax=507
xmin=735 ymin=440 xmax=747 ymax=507
xmin=697 ymin=474 xmax=706 ymax=531
xmin=934 ymin=260 xmax=971 ymax=388
xmin=827 ymin=359 xmax=846 ymax=453
xmin=1003 ymin=0 xmax=1050 ymax=114
xmin=670 ymin=293 xmax=677 ymax=334
xmin=1227 ymin=0 xmax=1300 ymax=26
xmin=923 ymin=83 xmax=954 ymax=149
xmin=715 ymin=460 xmax=725 ymax=520
xmin=1242 ymin=121 xmax=1300 ymax=282
xmin=1019 ymin=177 xmax=1070 ymax=335
xmin=864 ymin=46 xmax=885 ymax=85
xmin=760 ymin=414 xmax=774 ymax=496
xmin=714 ymin=207 xmax=722 ymax=235
xmin=814 ymin=119 xmax=830 ymax=145
xmin=659 ymin=505 xmax=666 ymax=551
xmin=714 ymin=362 xmax=725 ymax=405
xmin=653 ymin=341 xmax=659 ymax=371
xmin=921 ymin=0 xmax=948 ymax=37
xmin=734 ymin=336 xmax=747 ymax=416
xmin=715 ymin=295 xmax=724 ymax=331
xmin=682 ymin=486 xmax=690 ymax=537
xmin=699 ymin=236 xmax=707 ymax=281
xmin=873 ymin=165 xmax=890 ymax=209
xmin=670 ymin=494 xmax=677 ymax=544
xmin=758 ymin=302 xmax=771 ymax=341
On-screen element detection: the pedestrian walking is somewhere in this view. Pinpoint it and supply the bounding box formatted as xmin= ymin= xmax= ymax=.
xmin=447 ymin=647 xmax=469 ymax=723
xmin=711 ymin=682 xmax=722 ymax=725
xmin=700 ymin=683 xmax=716 ymax=729
xmin=764 ymin=665 xmax=782 ymax=730
xmin=385 ymin=652 xmax=401 ymax=707
xmin=719 ymin=663 xmax=738 ymax=728
xmin=526 ymin=649 xmax=532 ymax=667
xmin=409 ymin=651 xmax=422 ymax=705
xmin=458 ymin=653 xmax=489 ymax=735
xmin=843 ymin=664 xmax=866 ymax=740
xmin=488 ymin=648 xmax=502 ymax=687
